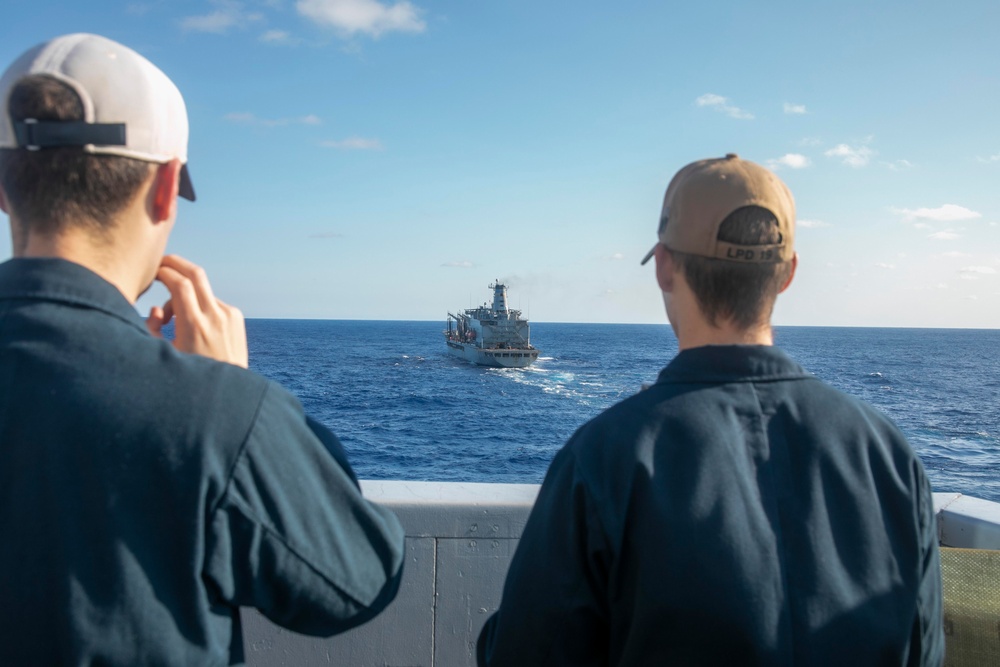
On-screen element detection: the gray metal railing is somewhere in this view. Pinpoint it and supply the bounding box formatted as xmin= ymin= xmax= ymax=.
xmin=243 ymin=483 xmax=1000 ymax=666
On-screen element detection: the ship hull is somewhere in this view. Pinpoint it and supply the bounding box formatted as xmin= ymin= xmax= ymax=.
xmin=446 ymin=341 xmax=539 ymax=368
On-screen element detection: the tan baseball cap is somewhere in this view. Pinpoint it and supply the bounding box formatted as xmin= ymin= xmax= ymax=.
xmin=640 ymin=153 xmax=793 ymax=265
xmin=0 ymin=33 xmax=195 ymax=201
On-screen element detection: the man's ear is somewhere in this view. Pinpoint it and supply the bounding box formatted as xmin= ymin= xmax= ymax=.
xmin=779 ymin=253 xmax=798 ymax=294
xmin=150 ymin=159 xmax=181 ymax=224
xmin=653 ymin=243 xmax=676 ymax=294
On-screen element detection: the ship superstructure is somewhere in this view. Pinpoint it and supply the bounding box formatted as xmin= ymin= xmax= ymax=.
xmin=445 ymin=282 xmax=539 ymax=368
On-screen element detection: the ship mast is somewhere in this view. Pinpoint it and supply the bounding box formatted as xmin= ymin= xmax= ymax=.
xmin=490 ymin=280 xmax=508 ymax=313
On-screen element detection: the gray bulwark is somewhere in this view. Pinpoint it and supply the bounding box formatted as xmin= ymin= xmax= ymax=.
xmin=934 ymin=492 xmax=1000 ymax=550
xmin=243 ymin=485 xmax=1000 ymax=666
xmin=243 ymin=480 xmax=539 ymax=667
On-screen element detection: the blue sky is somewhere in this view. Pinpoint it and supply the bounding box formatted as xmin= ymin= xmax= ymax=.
xmin=1 ymin=0 xmax=998 ymax=327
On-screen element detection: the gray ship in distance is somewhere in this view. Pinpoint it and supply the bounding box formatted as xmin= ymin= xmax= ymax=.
xmin=445 ymin=282 xmax=540 ymax=368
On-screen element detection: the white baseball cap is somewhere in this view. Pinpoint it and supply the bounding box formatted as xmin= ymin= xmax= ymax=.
xmin=0 ymin=33 xmax=195 ymax=201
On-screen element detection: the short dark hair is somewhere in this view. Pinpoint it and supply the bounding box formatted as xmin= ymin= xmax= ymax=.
xmin=0 ymin=74 xmax=152 ymax=238
xmin=671 ymin=206 xmax=793 ymax=330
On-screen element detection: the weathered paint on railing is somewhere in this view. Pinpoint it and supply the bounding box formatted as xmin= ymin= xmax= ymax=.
xmin=934 ymin=492 xmax=1000 ymax=550
xmin=243 ymin=483 xmax=1000 ymax=666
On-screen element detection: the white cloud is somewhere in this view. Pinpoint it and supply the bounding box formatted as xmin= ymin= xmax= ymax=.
xmin=767 ymin=153 xmax=811 ymax=170
xmin=695 ymin=94 xmax=754 ymax=120
xmin=181 ymin=11 xmax=242 ymax=32
xmin=959 ymin=266 xmax=997 ymax=279
xmin=825 ymin=143 xmax=874 ymax=168
xmin=883 ymin=159 xmax=913 ymax=171
xmin=260 ymin=29 xmax=299 ymax=44
xmin=180 ymin=0 xmax=263 ymax=32
xmin=977 ymin=152 xmax=1000 ymax=163
xmin=225 ymin=112 xmax=322 ymax=126
xmin=798 ymin=219 xmax=831 ymax=228
xmin=320 ymin=137 xmax=384 ymax=150
xmin=442 ymin=261 xmax=474 ymax=268
xmin=798 ymin=137 xmax=823 ymax=147
xmin=297 ymin=0 xmax=425 ymax=37
xmin=928 ymin=230 xmax=961 ymax=241
xmin=942 ymin=251 xmax=971 ymax=258
xmin=609 ymin=252 xmax=625 ymax=260
xmin=891 ymin=204 xmax=982 ymax=223
xmin=914 ymin=223 xmax=932 ymax=230
xmin=875 ymin=263 xmax=896 ymax=270
xmin=783 ymin=102 xmax=807 ymax=114
xmin=126 ymin=3 xmax=155 ymax=16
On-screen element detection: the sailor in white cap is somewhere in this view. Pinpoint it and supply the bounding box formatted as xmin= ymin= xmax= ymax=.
xmin=0 ymin=33 xmax=405 ymax=665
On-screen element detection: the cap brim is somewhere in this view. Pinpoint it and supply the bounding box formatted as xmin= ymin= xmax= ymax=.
xmin=179 ymin=163 xmax=196 ymax=202
xmin=640 ymin=243 xmax=657 ymax=265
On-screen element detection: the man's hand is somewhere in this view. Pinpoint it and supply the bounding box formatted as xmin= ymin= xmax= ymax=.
xmin=146 ymin=255 xmax=249 ymax=368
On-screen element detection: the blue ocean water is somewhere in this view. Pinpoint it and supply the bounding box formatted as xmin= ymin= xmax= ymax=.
xmin=247 ymin=321 xmax=1000 ymax=503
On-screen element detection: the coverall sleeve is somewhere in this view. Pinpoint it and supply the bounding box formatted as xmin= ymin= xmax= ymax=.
xmin=913 ymin=465 xmax=945 ymax=666
xmin=204 ymin=383 xmax=405 ymax=636
xmin=478 ymin=445 xmax=611 ymax=666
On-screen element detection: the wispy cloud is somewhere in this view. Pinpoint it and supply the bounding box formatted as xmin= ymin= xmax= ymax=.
xmin=942 ymin=251 xmax=972 ymax=258
xmin=126 ymin=2 xmax=156 ymax=16
xmin=319 ymin=137 xmax=384 ymax=150
xmin=767 ymin=153 xmax=810 ymax=170
xmin=798 ymin=137 xmax=823 ymax=147
xmin=308 ymin=232 xmax=344 ymax=239
xmin=891 ymin=204 xmax=982 ymax=223
xmin=695 ymin=94 xmax=754 ymax=120
xmin=928 ymin=230 xmax=961 ymax=241
xmin=883 ymin=159 xmax=913 ymax=171
xmin=609 ymin=252 xmax=625 ymax=260
xmin=798 ymin=219 xmax=831 ymax=229
xmin=959 ymin=266 xmax=997 ymax=279
xmin=977 ymin=152 xmax=1000 ymax=163
xmin=225 ymin=112 xmax=322 ymax=126
xmin=180 ymin=0 xmax=263 ymax=33
xmin=825 ymin=143 xmax=874 ymax=168
xmin=875 ymin=263 xmax=896 ymax=270
xmin=296 ymin=0 xmax=425 ymax=37
xmin=442 ymin=260 xmax=474 ymax=268
xmin=260 ymin=29 xmax=299 ymax=44
xmin=783 ymin=102 xmax=807 ymax=114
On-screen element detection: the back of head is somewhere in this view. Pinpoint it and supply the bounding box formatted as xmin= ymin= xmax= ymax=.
xmin=0 ymin=75 xmax=152 ymax=238
xmin=642 ymin=154 xmax=796 ymax=329
xmin=0 ymin=33 xmax=195 ymax=238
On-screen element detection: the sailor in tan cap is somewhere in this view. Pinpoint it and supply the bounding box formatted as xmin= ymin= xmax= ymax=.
xmin=479 ymin=154 xmax=943 ymax=666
